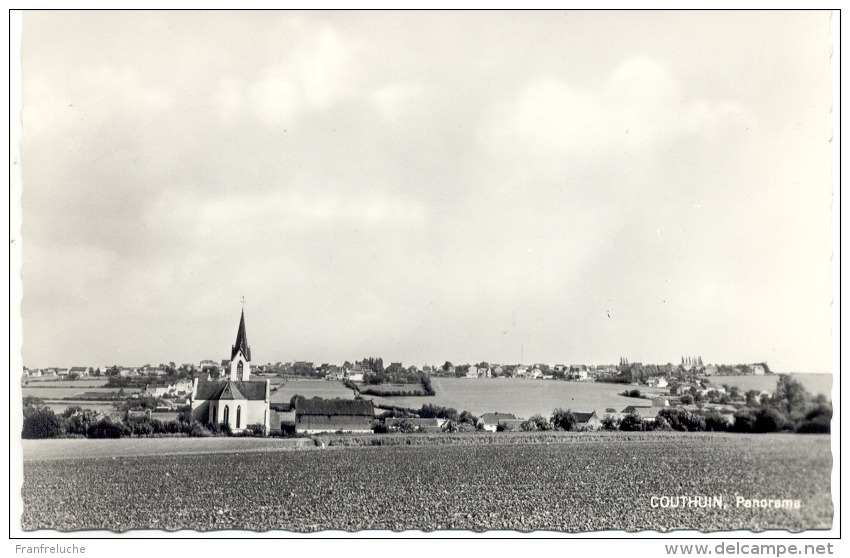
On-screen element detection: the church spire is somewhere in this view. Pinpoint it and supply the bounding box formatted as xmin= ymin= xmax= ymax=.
xmin=231 ymin=309 xmax=251 ymax=362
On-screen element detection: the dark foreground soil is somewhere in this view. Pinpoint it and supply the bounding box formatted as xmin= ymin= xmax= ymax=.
xmin=20 ymin=433 xmax=832 ymax=533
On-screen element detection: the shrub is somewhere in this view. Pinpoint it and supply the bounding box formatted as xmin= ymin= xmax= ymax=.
xmin=87 ymin=419 xmax=129 ymax=439
xmin=190 ymin=422 xmax=211 ymax=437
xmin=521 ymin=414 xmax=552 ymax=432
xmin=22 ymin=408 xmax=63 ymax=439
xmin=601 ymin=414 xmax=620 ymax=431
xmin=704 ymin=412 xmax=730 ymax=432
xmin=753 ymin=407 xmax=789 ymax=433
xmin=796 ymin=404 xmax=831 ymax=433
xmin=551 ymin=408 xmax=577 ymax=431
xmin=619 ymin=413 xmax=645 ymax=431
xmin=247 ymin=423 xmax=265 ymax=436
xmin=732 ymin=409 xmax=757 ymax=432
xmin=372 ymin=421 xmax=389 ymax=434
xmin=280 ymin=420 xmax=297 ymax=437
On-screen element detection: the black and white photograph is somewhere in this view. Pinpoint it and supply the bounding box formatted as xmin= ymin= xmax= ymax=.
xmin=10 ymin=9 xmax=838 ymax=539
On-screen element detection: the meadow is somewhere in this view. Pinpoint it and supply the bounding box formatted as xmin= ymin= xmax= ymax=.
xmin=21 ymin=433 xmax=832 ymax=533
xmin=269 ymin=379 xmax=356 ymax=404
xmin=364 ymin=377 xmax=661 ymax=418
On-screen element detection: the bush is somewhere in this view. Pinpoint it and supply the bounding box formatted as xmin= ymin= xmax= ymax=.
xmin=87 ymin=419 xmax=129 ymax=439
xmin=521 ymin=414 xmax=552 ymax=432
xmin=656 ymin=408 xmax=706 ymax=432
xmin=247 ymin=423 xmax=265 ymax=436
xmin=22 ymin=408 xmax=63 ymax=439
xmin=619 ymin=413 xmax=645 ymax=431
xmin=601 ymin=414 xmax=620 ymax=431
xmin=732 ymin=409 xmax=758 ymax=432
xmin=796 ymin=404 xmax=831 ymax=433
xmin=753 ymin=407 xmax=789 ymax=433
xmin=372 ymin=421 xmax=389 ymax=434
xmin=280 ymin=420 xmax=297 ymax=437
xmin=419 ymin=403 xmax=459 ymax=422
xmin=551 ymin=408 xmax=577 ymax=431
xmin=190 ymin=422 xmax=211 ymax=437
xmin=704 ymin=412 xmax=730 ymax=432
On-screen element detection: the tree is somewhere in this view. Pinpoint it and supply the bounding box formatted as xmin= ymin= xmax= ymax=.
xmin=745 ymin=389 xmax=761 ymax=406
xmin=551 ymin=408 xmax=577 ymax=431
xmin=796 ymin=404 xmax=831 ymax=434
xmin=619 ymin=413 xmax=644 ymax=431
xmin=442 ymin=361 xmax=453 ymax=372
xmin=601 ymin=415 xmax=619 ymax=431
xmin=521 ymin=414 xmax=552 ymax=431
xmin=753 ymin=407 xmax=788 ymax=433
xmin=22 ymin=408 xmax=63 ymax=439
xmin=772 ymin=375 xmax=809 ymax=416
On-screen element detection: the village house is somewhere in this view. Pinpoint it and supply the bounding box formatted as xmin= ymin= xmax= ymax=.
xmin=622 ymin=406 xmax=659 ymax=423
xmin=573 ymin=411 xmax=602 ymax=429
xmin=477 ymin=412 xmax=521 ymax=432
xmin=144 ymin=379 xmax=194 ymax=398
xmin=295 ymin=398 xmax=374 ymax=434
xmin=647 ymin=376 xmax=668 ymax=389
xmin=189 ymin=309 xmax=271 ymax=434
xmin=749 ymin=363 xmax=766 ymax=375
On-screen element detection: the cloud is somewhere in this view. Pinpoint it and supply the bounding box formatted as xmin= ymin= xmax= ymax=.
xmin=479 ymin=56 xmax=750 ymax=160
xmin=370 ymin=83 xmax=426 ymax=122
xmin=213 ymin=24 xmax=362 ymax=126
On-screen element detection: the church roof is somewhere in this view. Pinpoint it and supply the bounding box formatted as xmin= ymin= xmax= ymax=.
xmin=196 ymin=380 xmax=266 ymax=401
xmin=231 ymin=309 xmax=251 ymax=361
xmin=295 ymin=398 xmax=374 ymax=417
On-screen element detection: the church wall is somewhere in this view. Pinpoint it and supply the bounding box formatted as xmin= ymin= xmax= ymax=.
xmin=191 ymin=399 xmax=210 ymax=424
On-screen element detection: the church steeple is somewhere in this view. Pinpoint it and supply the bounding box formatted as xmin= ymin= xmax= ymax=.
xmin=231 ymin=309 xmax=251 ymax=362
xmin=229 ymin=308 xmax=251 ymax=381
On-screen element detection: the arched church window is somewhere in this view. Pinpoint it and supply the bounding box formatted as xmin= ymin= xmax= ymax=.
xmin=223 ymin=405 xmax=230 ymax=425
xmin=212 ymin=405 xmax=217 ymax=424
xmin=237 ymin=361 xmax=244 ymax=380
xmin=236 ymin=406 xmax=241 ymax=428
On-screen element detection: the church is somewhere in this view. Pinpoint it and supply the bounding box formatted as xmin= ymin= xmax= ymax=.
xmin=189 ymin=309 xmax=271 ymax=434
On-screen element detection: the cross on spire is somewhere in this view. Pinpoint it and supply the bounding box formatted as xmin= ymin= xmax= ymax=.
xmin=240 ymin=296 xmax=246 ymax=308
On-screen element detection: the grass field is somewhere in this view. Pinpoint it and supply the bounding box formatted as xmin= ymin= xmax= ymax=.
xmin=269 ymin=379 xmax=356 ymax=403
xmin=365 ymin=377 xmax=660 ymax=418
xmin=711 ymin=374 xmax=832 ymax=398
xmin=21 ymin=386 xmax=132 ymax=399
xmin=20 ymin=433 xmax=831 ymax=532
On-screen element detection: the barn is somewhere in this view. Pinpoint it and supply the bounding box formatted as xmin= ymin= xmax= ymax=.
xmin=295 ymin=398 xmax=375 ymax=434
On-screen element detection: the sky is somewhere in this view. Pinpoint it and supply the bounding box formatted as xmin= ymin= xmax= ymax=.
xmin=17 ymin=11 xmax=834 ymax=372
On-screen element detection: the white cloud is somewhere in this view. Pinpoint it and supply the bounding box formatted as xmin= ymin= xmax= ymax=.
xmin=479 ymin=56 xmax=751 ymax=159
xmin=370 ymin=83 xmax=426 ymax=122
xmin=213 ymin=24 xmax=362 ymax=126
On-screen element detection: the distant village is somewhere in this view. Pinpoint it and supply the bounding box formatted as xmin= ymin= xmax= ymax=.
xmin=22 ymin=351 xmax=778 ymax=434
xmin=22 ymin=355 xmax=770 ymax=383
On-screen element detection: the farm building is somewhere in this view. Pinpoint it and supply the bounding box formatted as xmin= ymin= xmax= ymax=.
xmin=189 ymin=309 xmax=271 ymax=434
xmin=295 ymin=398 xmax=374 ymax=433
xmin=573 ymin=411 xmax=602 ymax=428
xmin=477 ymin=412 xmax=521 ymax=432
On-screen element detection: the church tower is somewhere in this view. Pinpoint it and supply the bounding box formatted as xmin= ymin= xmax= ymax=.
xmin=230 ymin=309 xmax=251 ymax=381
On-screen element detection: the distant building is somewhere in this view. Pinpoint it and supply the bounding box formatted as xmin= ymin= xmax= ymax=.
xmin=477 ymin=412 xmax=520 ymax=432
xmin=189 ymin=309 xmax=270 ymax=434
xmin=750 ymin=364 xmax=766 ymax=375
xmin=295 ymin=398 xmax=374 ymax=434
xmin=573 ymin=411 xmax=602 ymax=428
